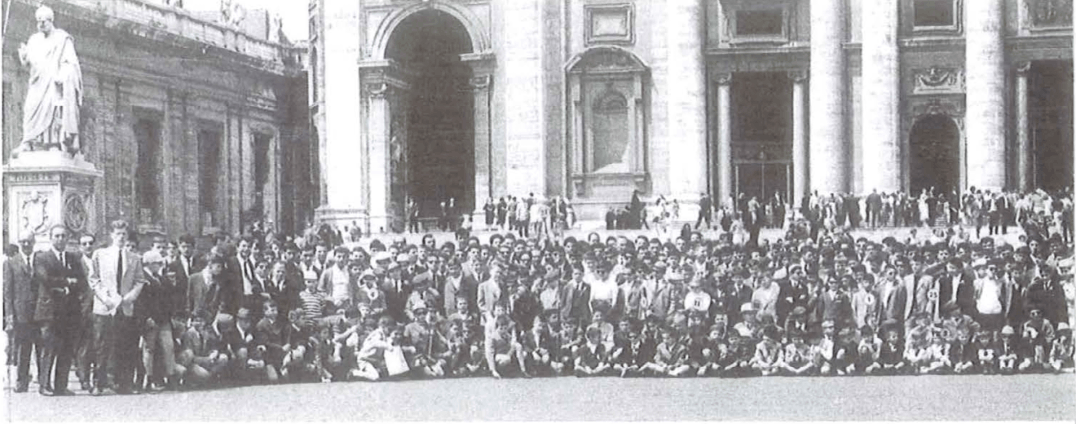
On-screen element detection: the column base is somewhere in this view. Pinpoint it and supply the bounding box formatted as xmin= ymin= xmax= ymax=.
xmin=314 ymin=206 xmax=369 ymax=236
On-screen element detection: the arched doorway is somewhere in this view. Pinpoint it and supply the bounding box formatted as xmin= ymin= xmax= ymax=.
xmin=909 ymin=115 xmax=961 ymax=195
xmin=386 ymin=10 xmax=475 ymax=219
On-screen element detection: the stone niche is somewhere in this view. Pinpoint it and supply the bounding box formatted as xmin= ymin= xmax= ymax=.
xmin=566 ymin=46 xmax=649 ymax=204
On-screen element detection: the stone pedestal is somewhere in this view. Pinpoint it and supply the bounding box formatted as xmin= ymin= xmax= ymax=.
xmin=4 ymin=151 xmax=103 ymax=249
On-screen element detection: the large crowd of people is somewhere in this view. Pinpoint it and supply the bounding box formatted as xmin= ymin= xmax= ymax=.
xmin=3 ymin=187 xmax=1075 ymax=397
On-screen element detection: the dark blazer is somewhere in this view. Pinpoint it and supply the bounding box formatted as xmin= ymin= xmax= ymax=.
xmin=189 ymin=271 xmax=232 ymax=321
xmin=33 ymin=249 xmax=87 ymax=323
xmin=3 ymin=253 xmax=37 ymax=325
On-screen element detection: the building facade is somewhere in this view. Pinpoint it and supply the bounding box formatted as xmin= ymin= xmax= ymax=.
xmin=2 ymin=0 xmax=313 ymax=241
xmin=312 ymin=0 xmax=1073 ymax=232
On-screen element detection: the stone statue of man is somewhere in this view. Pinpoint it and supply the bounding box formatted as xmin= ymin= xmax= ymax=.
xmin=13 ymin=6 xmax=82 ymax=158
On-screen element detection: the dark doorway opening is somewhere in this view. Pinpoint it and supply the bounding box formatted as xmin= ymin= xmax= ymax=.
xmin=386 ymin=10 xmax=475 ymax=217
xmin=729 ymin=72 xmax=792 ymax=202
xmin=909 ymin=115 xmax=960 ymax=195
xmin=1030 ymin=61 xmax=1074 ymax=192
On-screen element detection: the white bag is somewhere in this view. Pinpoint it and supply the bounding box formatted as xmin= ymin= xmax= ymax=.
xmin=384 ymin=346 xmax=410 ymax=376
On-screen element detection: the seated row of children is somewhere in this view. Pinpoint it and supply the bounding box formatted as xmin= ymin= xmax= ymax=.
xmin=167 ymin=291 xmax=1074 ymax=387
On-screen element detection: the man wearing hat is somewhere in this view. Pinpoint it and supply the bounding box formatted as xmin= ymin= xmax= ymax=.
xmin=405 ymin=271 xmax=439 ymax=322
xmin=4 ymin=233 xmax=40 ymax=392
xmin=732 ymin=303 xmax=761 ymax=340
xmin=136 ymin=250 xmax=179 ymax=391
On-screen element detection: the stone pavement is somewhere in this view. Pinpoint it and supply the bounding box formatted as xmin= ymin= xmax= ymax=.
xmin=3 ymin=373 xmax=1073 ymax=421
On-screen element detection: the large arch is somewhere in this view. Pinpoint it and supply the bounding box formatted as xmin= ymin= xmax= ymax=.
xmin=385 ymin=9 xmax=477 ymax=221
xmin=369 ymin=1 xmax=492 ymax=61
xmin=908 ymin=115 xmax=962 ymax=195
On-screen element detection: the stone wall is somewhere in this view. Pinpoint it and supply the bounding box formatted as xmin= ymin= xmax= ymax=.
xmin=1 ymin=0 xmax=310 ymax=241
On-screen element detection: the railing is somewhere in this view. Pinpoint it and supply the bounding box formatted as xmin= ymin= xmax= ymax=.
xmin=57 ymin=0 xmax=294 ymax=63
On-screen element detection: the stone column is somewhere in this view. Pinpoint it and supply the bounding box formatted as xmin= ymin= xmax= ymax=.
xmin=1015 ymin=61 xmax=1031 ymax=192
xmin=502 ymin=0 xmax=545 ymax=197
xmin=317 ymin=0 xmax=365 ymax=225
xmin=861 ymin=0 xmax=901 ymax=194
xmin=790 ymin=71 xmax=809 ymax=207
xmin=716 ymin=73 xmax=733 ymax=207
xmin=809 ymin=0 xmax=847 ymax=194
xmin=965 ymin=0 xmax=1007 ymax=191
xmin=365 ymin=83 xmax=391 ymax=234
xmin=471 ymin=74 xmax=493 ymax=213
xmin=666 ymin=0 xmax=707 ymax=215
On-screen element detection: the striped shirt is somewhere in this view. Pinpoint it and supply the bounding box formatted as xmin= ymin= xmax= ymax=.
xmin=299 ymin=290 xmax=326 ymax=320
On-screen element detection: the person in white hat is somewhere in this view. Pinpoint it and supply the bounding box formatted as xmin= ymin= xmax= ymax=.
xmin=1048 ymin=322 xmax=1073 ymax=373
xmin=732 ymin=302 xmax=760 ymax=340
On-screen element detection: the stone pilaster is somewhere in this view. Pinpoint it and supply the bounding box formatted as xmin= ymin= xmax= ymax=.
xmin=1015 ymin=61 xmax=1031 ymax=192
xmin=790 ymin=71 xmax=809 ymax=206
xmin=666 ymin=0 xmax=707 ymax=213
xmin=365 ymin=82 xmax=391 ymax=234
xmin=965 ymin=0 xmax=1007 ymax=191
xmin=715 ymin=73 xmax=733 ymax=208
xmin=809 ymin=0 xmax=847 ymax=194
xmin=316 ymin=0 xmax=366 ymax=225
xmin=861 ymin=0 xmax=900 ymax=194
xmin=470 ymin=74 xmax=493 ymax=213
xmin=503 ymin=0 xmax=545 ymax=197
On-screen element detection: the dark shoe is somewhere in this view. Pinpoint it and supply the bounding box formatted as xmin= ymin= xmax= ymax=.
xmin=14 ymin=382 xmax=29 ymax=393
xmin=80 ymin=381 xmax=92 ymax=391
xmin=54 ymin=389 xmax=76 ymax=396
xmin=38 ymin=386 xmax=54 ymax=396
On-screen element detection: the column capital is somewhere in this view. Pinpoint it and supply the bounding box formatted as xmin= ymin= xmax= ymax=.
xmin=714 ymin=72 xmax=733 ymax=85
xmin=468 ymin=75 xmax=492 ymax=91
xmin=1015 ymin=61 xmax=1032 ymax=75
xmin=788 ymin=70 xmax=808 ymax=83
xmin=363 ymin=82 xmax=389 ymax=99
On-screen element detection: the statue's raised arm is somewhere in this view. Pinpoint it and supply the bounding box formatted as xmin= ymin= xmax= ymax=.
xmin=13 ymin=6 xmax=83 ymax=159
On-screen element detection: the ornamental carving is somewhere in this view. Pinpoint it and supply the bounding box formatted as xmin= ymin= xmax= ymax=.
xmin=912 ymin=67 xmax=965 ymax=94
xmin=568 ymin=46 xmax=647 ymax=75
xmin=64 ymin=193 xmax=89 ymax=233
xmin=1029 ymin=0 xmax=1073 ymax=27
xmin=20 ymin=192 xmax=50 ymax=237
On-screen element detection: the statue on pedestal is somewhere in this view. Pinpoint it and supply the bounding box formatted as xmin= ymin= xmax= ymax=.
xmin=12 ymin=6 xmax=82 ymax=159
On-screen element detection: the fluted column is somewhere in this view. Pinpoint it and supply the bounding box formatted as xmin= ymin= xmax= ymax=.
xmin=716 ymin=73 xmax=733 ymax=206
xmin=861 ymin=0 xmax=901 ymax=193
xmin=809 ymin=0 xmax=847 ymax=194
xmin=1015 ymin=62 xmax=1031 ymax=192
xmin=790 ymin=71 xmax=808 ymax=207
xmin=965 ymin=0 xmax=1007 ymax=191
xmin=666 ymin=0 xmax=707 ymax=212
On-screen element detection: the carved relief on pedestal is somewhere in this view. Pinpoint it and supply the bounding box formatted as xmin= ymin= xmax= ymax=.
xmin=19 ymin=191 xmax=51 ymax=238
xmin=63 ymin=193 xmax=89 ymax=233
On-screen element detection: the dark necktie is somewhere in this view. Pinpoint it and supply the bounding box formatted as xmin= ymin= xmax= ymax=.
xmin=116 ymin=251 xmax=124 ymax=293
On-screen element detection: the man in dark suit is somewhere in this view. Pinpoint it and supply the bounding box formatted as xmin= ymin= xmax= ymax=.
xmin=188 ymin=254 xmax=230 ymax=323
xmin=170 ymin=235 xmax=203 ymax=321
xmin=33 ymin=225 xmax=88 ymax=396
xmin=4 ymin=233 xmax=40 ymax=392
xmin=696 ymin=192 xmax=713 ymax=230
xmin=866 ymin=189 xmax=882 ymax=228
